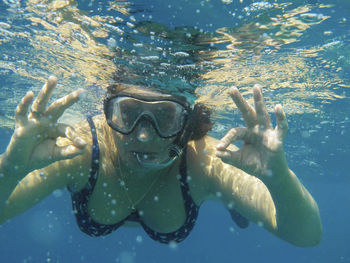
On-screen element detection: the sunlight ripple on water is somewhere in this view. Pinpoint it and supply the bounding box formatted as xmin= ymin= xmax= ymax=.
xmin=0 ymin=0 xmax=348 ymax=147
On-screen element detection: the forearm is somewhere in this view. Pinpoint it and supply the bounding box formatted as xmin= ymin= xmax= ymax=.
xmin=0 ymin=153 xmax=27 ymax=212
xmin=263 ymin=165 xmax=322 ymax=247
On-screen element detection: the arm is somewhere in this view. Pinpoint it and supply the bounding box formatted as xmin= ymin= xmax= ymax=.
xmin=208 ymin=85 xmax=322 ymax=247
xmin=0 ymin=155 xmax=89 ymax=224
xmin=0 ymin=76 xmax=88 ymax=223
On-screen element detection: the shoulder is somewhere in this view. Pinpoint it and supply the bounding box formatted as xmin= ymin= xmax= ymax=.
xmin=186 ymin=136 xmax=242 ymax=201
xmin=67 ymin=114 xmax=108 ymax=148
xmin=55 ymin=116 xmax=106 ymax=191
xmin=186 ymin=136 xmax=222 ymax=202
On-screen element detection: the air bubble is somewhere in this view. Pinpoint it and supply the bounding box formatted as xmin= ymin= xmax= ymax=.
xmin=136 ymin=235 xmax=143 ymax=243
xmin=53 ymin=189 xmax=63 ymax=198
xmin=301 ymin=130 xmax=310 ymax=138
xmin=168 ymin=241 xmax=178 ymax=250
xmin=107 ymin=38 xmax=117 ymax=49
xmin=266 ymin=170 xmax=273 ymax=177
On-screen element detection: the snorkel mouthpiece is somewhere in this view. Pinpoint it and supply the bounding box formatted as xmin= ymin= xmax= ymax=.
xmin=135 ymin=144 xmax=182 ymax=169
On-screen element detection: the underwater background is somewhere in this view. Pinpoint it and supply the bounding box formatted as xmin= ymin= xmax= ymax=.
xmin=0 ymin=0 xmax=349 ymax=262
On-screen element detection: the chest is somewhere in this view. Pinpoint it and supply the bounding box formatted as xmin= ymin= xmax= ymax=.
xmin=86 ymin=163 xmax=205 ymax=233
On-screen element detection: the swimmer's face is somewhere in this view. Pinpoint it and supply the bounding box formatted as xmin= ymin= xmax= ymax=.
xmin=104 ymin=85 xmax=189 ymax=170
xmin=112 ymin=120 xmax=176 ymax=170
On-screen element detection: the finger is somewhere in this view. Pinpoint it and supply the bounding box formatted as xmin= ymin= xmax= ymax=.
xmin=216 ymin=127 xmax=247 ymax=150
xmin=52 ymin=144 xmax=86 ymax=161
xmin=45 ymin=89 xmax=85 ymax=121
xmin=253 ymin=84 xmax=271 ymax=129
xmin=15 ymin=91 xmax=34 ymax=125
xmin=229 ymin=87 xmax=257 ymax=128
xmin=55 ymin=124 xmax=87 ymax=149
xmin=274 ymin=104 xmax=288 ymax=140
xmin=31 ymin=76 xmax=58 ymax=113
xmin=215 ymin=148 xmax=243 ymax=169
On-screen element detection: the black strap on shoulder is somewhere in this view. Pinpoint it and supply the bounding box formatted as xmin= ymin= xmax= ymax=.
xmin=229 ymin=209 xmax=249 ymax=229
xmin=86 ymin=116 xmax=100 ymax=191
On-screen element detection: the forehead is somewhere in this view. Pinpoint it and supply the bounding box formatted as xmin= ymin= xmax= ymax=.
xmin=107 ymin=84 xmax=190 ymax=109
xmin=116 ymin=86 xmax=181 ymax=104
xmin=122 ymin=86 xmax=172 ymax=98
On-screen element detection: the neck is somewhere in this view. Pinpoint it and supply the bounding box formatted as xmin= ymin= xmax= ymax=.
xmin=115 ymin=151 xmax=176 ymax=210
xmin=121 ymin=161 xmax=166 ymax=180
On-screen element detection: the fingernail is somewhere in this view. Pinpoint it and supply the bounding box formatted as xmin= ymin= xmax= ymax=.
xmin=65 ymin=145 xmax=76 ymax=155
xmin=76 ymin=137 xmax=87 ymax=147
xmin=48 ymin=76 xmax=58 ymax=85
xmin=26 ymin=91 xmax=34 ymax=97
xmin=253 ymin=87 xmax=261 ymax=99
xmin=216 ymin=143 xmax=225 ymax=149
xmin=275 ymin=104 xmax=282 ymax=113
xmin=229 ymin=86 xmax=238 ymax=96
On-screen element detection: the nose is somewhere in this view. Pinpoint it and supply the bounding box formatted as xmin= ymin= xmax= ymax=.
xmin=136 ymin=121 xmax=156 ymax=142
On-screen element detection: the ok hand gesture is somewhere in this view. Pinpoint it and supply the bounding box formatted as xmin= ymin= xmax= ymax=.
xmin=4 ymin=76 xmax=87 ymax=174
xmin=215 ymin=85 xmax=289 ymax=181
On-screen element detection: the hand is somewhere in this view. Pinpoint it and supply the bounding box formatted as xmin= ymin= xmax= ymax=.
xmin=215 ymin=85 xmax=289 ymax=181
xmin=4 ymin=76 xmax=87 ymax=174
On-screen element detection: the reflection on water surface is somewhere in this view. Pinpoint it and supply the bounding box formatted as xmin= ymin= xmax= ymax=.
xmin=0 ymin=0 xmax=349 ymax=130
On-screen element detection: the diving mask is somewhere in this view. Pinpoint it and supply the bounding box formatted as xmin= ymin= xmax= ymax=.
xmin=104 ymin=89 xmax=191 ymax=138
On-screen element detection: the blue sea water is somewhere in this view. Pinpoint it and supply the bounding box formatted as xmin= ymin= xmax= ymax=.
xmin=0 ymin=0 xmax=349 ymax=262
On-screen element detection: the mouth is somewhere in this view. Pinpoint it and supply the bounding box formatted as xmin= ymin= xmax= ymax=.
xmin=131 ymin=150 xmax=178 ymax=169
xmin=132 ymin=151 xmax=158 ymax=162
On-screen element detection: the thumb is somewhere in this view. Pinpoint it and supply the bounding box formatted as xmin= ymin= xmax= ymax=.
xmin=215 ymin=148 xmax=243 ymax=169
xmin=52 ymin=144 xmax=87 ymax=161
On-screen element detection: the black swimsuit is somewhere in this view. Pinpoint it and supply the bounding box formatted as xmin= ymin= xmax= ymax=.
xmin=68 ymin=116 xmax=248 ymax=244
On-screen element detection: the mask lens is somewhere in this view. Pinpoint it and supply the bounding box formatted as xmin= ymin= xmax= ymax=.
xmin=109 ymin=97 xmax=142 ymax=133
xmin=153 ymin=102 xmax=185 ymax=136
xmin=107 ymin=97 xmax=187 ymax=137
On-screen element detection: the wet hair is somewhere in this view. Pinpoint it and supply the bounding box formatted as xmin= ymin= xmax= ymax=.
xmin=189 ymin=103 xmax=214 ymax=141
xmin=105 ymin=84 xmax=214 ymax=141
